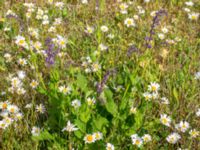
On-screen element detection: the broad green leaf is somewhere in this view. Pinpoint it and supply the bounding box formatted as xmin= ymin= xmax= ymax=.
xmin=76 ymin=73 xmax=88 ymax=92
xmin=93 ymin=115 xmax=109 ymax=130
xmin=103 ymin=89 xmax=118 ymax=117
xmin=32 ymin=130 xmax=54 ymax=141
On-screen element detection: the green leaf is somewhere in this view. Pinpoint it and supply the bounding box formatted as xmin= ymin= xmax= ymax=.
xmin=37 ymin=86 xmax=47 ymax=95
xmin=132 ymin=111 xmax=144 ymax=130
xmin=93 ymin=115 xmax=109 ymax=130
xmin=80 ymin=108 xmax=91 ymax=123
xmin=173 ymin=88 xmax=179 ymax=101
xmin=103 ymin=89 xmax=118 ymax=117
xmin=75 ymin=119 xmax=86 ymax=133
xmin=50 ymin=69 xmax=60 ymax=82
xmin=32 ymin=130 xmax=54 ymax=141
xmin=76 ymin=73 xmax=88 ymax=92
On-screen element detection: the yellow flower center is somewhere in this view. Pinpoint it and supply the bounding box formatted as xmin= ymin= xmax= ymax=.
xmin=135 ymin=139 xmax=140 ymax=145
xmin=162 ymin=118 xmax=167 ymax=124
xmin=127 ymin=20 xmax=132 ymax=25
xmin=86 ymin=135 xmax=93 ymax=142
xmin=191 ymin=15 xmax=197 ymax=20
xmin=10 ymin=108 xmax=15 ymax=113
xmin=19 ymin=40 xmax=25 ymax=45
xmin=2 ymin=103 xmax=7 ymax=109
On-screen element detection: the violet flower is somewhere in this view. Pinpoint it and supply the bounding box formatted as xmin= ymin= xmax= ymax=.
xmin=97 ymin=69 xmax=116 ymax=94
xmin=145 ymin=9 xmax=167 ymax=48
xmin=45 ymin=37 xmax=59 ymax=67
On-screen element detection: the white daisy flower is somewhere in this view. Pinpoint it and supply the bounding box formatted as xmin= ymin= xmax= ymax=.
xmin=142 ymin=134 xmax=152 ymax=143
xmin=160 ymin=114 xmax=171 ymax=127
xmin=106 ymin=143 xmax=115 ymax=150
xmin=58 ymin=85 xmax=71 ymax=95
xmin=166 ymin=132 xmax=181 ymax=144
xmin=30 ymin=80 xmax=39 ymax=89
xmin=189 ymin=129 xmax=199 ymax=138
xmin=36 ymin=104 xmax=46 ymax=114
xmin=188 ymin=12 xmax=199 ymax=21
xmin=71 ymin=99 xmax=81 ymax=108
xmin=100 ymin=26 xmax=109 ymax=32
xmin=31 ymin=126 xmax=41 ymax=136
xmin=62 ymin=121 xmax=78 ymax=132
xmin=175 ymin=121 xmax=190 ymax=133
xmin=84 ymin=134 xmax=96 ymax=143
xmin=93 ymin=132 xmax=103 ymax=140
xmin=124 ymin=18 xmax=135 ymax=27
xmin=148 ymin=82 xmax=160 ymax=92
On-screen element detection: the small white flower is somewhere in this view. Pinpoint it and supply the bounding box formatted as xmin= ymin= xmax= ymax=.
xmin=101 ymin=26 xmax=109 ymax=32
xmin=7 ymin=105 xmax=19 ymax=114
xmin=0 ymin=120 xmax=9 ymax=129
xmin=53 ymin=18 xmax=62 ymax=26
xmin=30 ymin=80 xmax=39 ymax=89
xmin=33 ymin=41 xmax=42 ymax=51
xmin=143 ymin=92 xmax=152 ymax=101
xmin=15 ymin=35 xmax=28 ymax=49
xmin=4 ymin=53 xmax=12 ymax=62
xmin=148 ymin=82 xmax=160 ymax=92
xmin=107 ymin=34 xmax=114 ymax=39
xmin=85 ymin=26 xmax=94 ymax=34
xmin=142 ymin=134 xmax=152 ymax=143
xmin=144 ymin=0 xmax=150 ymax=3
xmin=17 ymin=71 xmax=26 ymax=79
xmin=106 ymin=143 xmax=114 ymax=150
xmin=160 ymin=97 xmax=169 ymax=105
xmin=62 ymin=121 xmax=78 ymax=132
xmin=14 ymin=112 xmax=23 ymax=120
xmin=36 ymin=104 xmax=46 ymax=114
xmin=130 ymin=106 xmax=137 ymax=114
xmin=4 ymin=27 xmax=11 ymax=31
xmin=84 ymin=134 xmax=96 ymax=143
xmin=194 ymin=72 xmax=200 ymax=80
xmin=150 ymin=11 xmax=157 ymax=17
xmin=131 ymin=134 xmax=143 ymax=147
xmin=55 ymin=2 xmax=64 ymax=9
xmin=189 ymin=129 xmax=199 ymax=138
xmin=175 ymin=121 xmax=190 ymax=133
xmin=25 ymin=103 xmax=33 ymax=109
xmin=183 ymin=8 xmax=190 ymax=13
xmin=31 ymin=126 xmax=41 ymax=136
xmin=0 ymin=101 xmax=10 ymax=110
xmin=91 ymin=62 xmax=101 ymax=72
xmin=188 ymin=12 xmax=199 ymax=21
xmin=86 ymin=97 xmax=96 ymax=106
xmin=71 ymin=99 xmax=81 ymax=108
xmin=99 ymin=43 xmax=108 ymax=51
xmin=93 ymin=132 xmax=103 ymax=140
xmin=18 ymin=58 xmax=27 ymax=66
xmin=48 ymin=0 xmax=53 ymax=4
xmin=158 ymin=33 xmax=165 ymax=40
xmin=119 ymin=3 xmax=128 ymax=14
xmin=160 ymin=114 xmax=171 ymax=127
xmin=48 ymin=26 xmax=56 ymax=33
xmin=185 ymin=1 xmax=194 ymax=6
xmin=196 ymin=108 xmax=200 ymax=117
xmin=161 ymin=27 xmax=168 ymax=33
xmin=133 ymin=15 xmax=139 ymax=20
xmin=151 ymin=92 xmax=159 ymax=100
xmin=166 ymin=132 xmax=181 ymax=144
xmin=58 ymin=85 xmax=71 ymax=95
xmin=16 ymin=87 xmax=26 ymax=95
xmin=124 ymin=18 xmax=135 ymax=27
xmin=81 ymin=0 xmax=88 ymax=4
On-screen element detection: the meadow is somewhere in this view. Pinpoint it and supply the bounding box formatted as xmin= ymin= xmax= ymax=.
xmin=0 ymin=0 xmax=199 ymax=149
